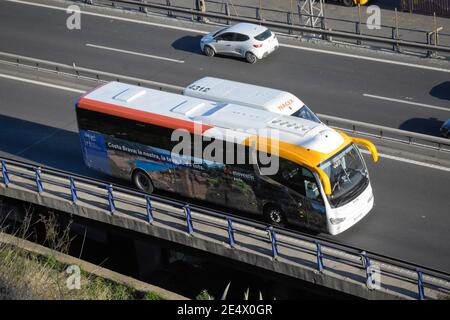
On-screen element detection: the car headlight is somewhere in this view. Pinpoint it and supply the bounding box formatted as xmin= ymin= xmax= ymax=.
xmin=330 ymin=217 xmax=346 ymax=225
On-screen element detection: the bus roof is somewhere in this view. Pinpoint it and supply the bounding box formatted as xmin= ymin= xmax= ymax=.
xmin=78 ymin=81 xmax=348 ymax=165
xmin=183 ymin=77 xmax=304 ymax=115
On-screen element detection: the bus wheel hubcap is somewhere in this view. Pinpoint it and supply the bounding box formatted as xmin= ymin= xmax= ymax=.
xmin=137 ymin=174 xmax=149 ymax=191
xmin=270 ymin=210 xmax=281 ymax=223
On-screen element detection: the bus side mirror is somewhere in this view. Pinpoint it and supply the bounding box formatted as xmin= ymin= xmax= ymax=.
xmin=352 ymin=137 xmax=378 ymax=162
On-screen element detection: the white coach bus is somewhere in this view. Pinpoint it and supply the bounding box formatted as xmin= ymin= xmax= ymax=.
xmin=183 ymin=76 xmax=321 ymax=123
xmin=76 ymin=81 xmax=378 ymax=235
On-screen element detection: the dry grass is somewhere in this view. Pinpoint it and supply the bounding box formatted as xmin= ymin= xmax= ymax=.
xmin=0 ymin=202 xmax=161 ymax=300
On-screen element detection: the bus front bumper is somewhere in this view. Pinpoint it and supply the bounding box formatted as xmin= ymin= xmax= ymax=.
xmin=327 ymin=184 xmax=374 ymax=235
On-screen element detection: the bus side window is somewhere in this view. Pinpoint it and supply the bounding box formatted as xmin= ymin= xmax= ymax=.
xmin=302 ymin=168 xmax=322 ymax=202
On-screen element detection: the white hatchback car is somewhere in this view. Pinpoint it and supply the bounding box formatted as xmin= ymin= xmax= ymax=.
xmin=200 ymin=23 xmax=279 ymax=63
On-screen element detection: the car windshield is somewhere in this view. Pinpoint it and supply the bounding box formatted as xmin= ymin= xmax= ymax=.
xmin=292 ymin=105 xmax=321 ymax=123
xmin=254 ymin=29 xmax=272 ymax=41
xmin=319 ymin=143 xmax=368 ymax=207
xmin=213 ymin=27 xmax=227 ymax=37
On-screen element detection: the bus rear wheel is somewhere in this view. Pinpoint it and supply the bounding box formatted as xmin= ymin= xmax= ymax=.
xmin=264 ymin=205 xmax=287 ymax=227
xmin=132 ymin=170 xmax=154 ymax=194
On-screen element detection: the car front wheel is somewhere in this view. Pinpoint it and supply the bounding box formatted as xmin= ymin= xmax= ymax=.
xmin=245 ymin=52 xmax=258 ymax=64
xmin=203 ymin=45 xmax=215 ymax=57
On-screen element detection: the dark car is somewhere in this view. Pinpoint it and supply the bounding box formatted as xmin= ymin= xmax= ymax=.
xmin=440 ymin=119 xmax=450 ymax=138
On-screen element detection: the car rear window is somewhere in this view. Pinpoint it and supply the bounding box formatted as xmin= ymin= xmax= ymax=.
xmin=254 ymin=29 xmax=272 ymax=41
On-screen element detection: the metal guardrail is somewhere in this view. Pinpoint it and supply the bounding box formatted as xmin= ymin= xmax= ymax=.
xmin=1 ymin=51 xmax=449 ymax=152
xmin=1 ymin=156 xmax=450 ymax=299
xmin=318 ymin=114 xmax=450 ymax=152
xmin=79 ymin=0 xmax=450 ymax=55
xmin=400 ymin=0 xmax=450 ymax=18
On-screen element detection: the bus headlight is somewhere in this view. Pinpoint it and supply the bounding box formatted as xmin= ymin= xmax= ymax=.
xmin=330 ymin=217 xmax=346 ymax=225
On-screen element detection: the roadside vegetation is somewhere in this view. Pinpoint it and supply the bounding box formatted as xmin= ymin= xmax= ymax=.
xmin=0 ymin=202 xmax=162 ymax=300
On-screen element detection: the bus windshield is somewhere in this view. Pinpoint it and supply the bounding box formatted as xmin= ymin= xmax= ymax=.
xmin=319 ymin=144 xmax=368 ymax=207
xmin=291 ymin=105 xmax=321 ymax=123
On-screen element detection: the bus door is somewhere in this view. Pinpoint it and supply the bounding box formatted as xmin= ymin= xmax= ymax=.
xmin=302 ymin=170 xmax=327 ymax=230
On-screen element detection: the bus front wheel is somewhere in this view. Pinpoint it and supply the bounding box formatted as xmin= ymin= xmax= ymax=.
xmin=264 ymin=205 xmax=287 ymax=227
xmin=132 ymin=170 xmax=154 ymax=194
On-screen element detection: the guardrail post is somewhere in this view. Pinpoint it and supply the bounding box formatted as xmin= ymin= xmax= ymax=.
xmin=146 ymin=196 xmax=153 ymax=224
xmin=417 ymin=269 xmax=425 ymax=300
xmin=227 ymin=217 xmax=236 ymax=247
xmin=268 ymin=226 xmax=278 ymax=259
xmin=320 ymin=17 xmax=327 ymax=41
xmin=184 ymin=205 xmax=194 ymax=235
xmin=166 ymin=0 xmax=173 ymax=17
xmin=225 ymin=2 xmax=230 ymax=25
xmin=360 ymin=251 xmax=373 ymax=289
xmin=107 ymin=184 xmax=115 ymax=213
xmin=69 ymin=176 xmax=77 ymax=203
xmin=315 ymin=241 xmax=324 ymax=272
xmin=138 ymin=0 xmax=148 ymax=14
xmin=426 ymin=32 xmax=437 ymax=58
xmin=355 ymin=22 xmax=362 ymax=46
xmin=1 ymin=161 xmax=10 ymax=186
xmin=35 ymin=167 xmax=43 ymax=193
xmin=195 ymin=0 xmax=207 ymax=23
xmin=287 ymin=12 xmax=293 ymax=34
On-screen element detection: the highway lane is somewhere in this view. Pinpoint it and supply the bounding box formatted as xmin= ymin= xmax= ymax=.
xmin=0 ymin=74 xmax=449 ymax=271
xmin=1 ymin=0 xmax=450 ymax=136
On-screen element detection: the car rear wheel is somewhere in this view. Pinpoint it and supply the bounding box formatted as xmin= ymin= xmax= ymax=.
xmin=132 ymin=170 xmax=154 ymax=194
xmin=245 ymin=52 xmax=258 ymax=64
xmin=203 ymin=45 xmax=215 ymax=57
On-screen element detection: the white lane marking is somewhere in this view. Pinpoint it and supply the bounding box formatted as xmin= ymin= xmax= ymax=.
xmin=5 ymin=0 xmax=209 ymax=34
xmin=86 ymin=43 xmax=184 ymax=63
xmin=363 ymin=94 xmax=450 ymax=112
xmin=0 ymin=73 xmax=86 ymax=93
xmin=360 ymin=150 xmax=450 ymax=172
xmin=279 ymin=43 xmax=450 ymax=74
xmin=7 ymin=0 xmax=450 ymax=74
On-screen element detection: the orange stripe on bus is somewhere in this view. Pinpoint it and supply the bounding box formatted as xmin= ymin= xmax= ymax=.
xmin=78 ymin=98 xmax=212 ymax=133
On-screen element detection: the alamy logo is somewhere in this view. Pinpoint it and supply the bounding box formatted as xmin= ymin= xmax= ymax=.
xmin=66 ymin=264 xmax=81 ymax=290
xmin=171 ymin=123 xmax=280 ymax=175
xmin=66 ymin=5 xmax=81 ymax=30
xmin=366 ymin=5 xmax=381 ymax=30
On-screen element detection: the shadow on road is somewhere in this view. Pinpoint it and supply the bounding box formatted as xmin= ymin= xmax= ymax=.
xmin=0 ymin=114 xmax=113 ymax=181
xmin=399 ymin=117 xmax=444 ymax=136
xmin=430 ymin=81 xmax=450 ymax=100
xmin=171 ymin=35 xmax=204 ymax=54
